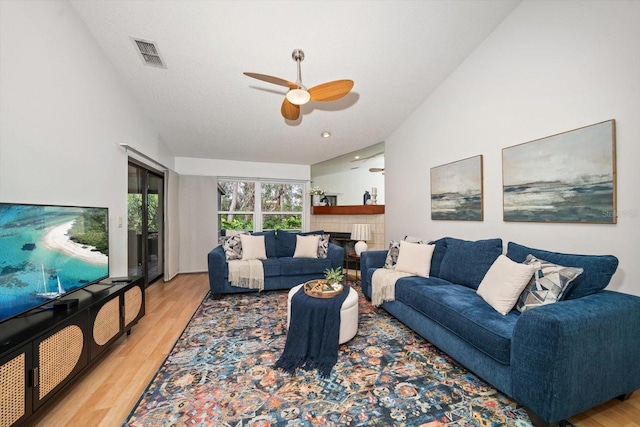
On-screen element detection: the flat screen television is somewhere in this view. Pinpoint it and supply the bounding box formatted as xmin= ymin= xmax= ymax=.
xmin=0 ymin=202 xmax=109 ymax=324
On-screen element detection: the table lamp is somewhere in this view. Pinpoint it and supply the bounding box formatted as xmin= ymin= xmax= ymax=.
xmin=351 ymin=224 xmax=371 ymax=256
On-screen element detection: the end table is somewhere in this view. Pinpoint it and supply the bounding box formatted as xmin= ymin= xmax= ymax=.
xmin=346 ymin=252 xmax=361 ymax=284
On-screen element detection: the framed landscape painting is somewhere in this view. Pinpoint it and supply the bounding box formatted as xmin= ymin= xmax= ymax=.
xmin=502 ymin=119 xmax=616 ymax=223
xmin=431 ymin=155 xmax=483 ymax=221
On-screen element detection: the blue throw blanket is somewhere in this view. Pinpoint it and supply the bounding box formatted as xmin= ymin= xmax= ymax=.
xmin=275 ymin=285 xmax=350 ymax=377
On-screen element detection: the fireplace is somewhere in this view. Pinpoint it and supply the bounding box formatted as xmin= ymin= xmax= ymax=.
xmin=327 ymin=231 xmax=355 ymax=268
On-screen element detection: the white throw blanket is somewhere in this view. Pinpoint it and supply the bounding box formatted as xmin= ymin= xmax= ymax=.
xmin=371 ymin=268 xmax=412 ymax=306
xmin=228 ymin=259 xmax=265 ymax=291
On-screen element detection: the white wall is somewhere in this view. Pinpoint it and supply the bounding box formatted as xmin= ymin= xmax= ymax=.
xmin=312 ymin=156 xmax=385 ymax=205
xmin=0 ymin=0 xmax=169 ymax=277
xmin=175 ymin=157 xmax=310 ymax=181
xmin=385 ymin=0 xmax=640 ymax=296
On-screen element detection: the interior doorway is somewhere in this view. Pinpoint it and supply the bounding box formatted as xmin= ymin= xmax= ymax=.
xmin=127 ymin=160 xmax=164 ymax=286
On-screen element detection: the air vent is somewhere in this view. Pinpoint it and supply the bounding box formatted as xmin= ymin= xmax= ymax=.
xmin=131 ymin=37 xmax=166 ymax=69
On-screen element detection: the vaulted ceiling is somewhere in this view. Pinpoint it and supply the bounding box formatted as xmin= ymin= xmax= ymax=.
xmin=70 ymin=0 xmax=520 ymax=165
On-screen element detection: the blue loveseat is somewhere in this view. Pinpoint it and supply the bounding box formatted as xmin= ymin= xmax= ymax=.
xmin=360 ymin=237 xmax=640 ymax=427
xmin=208 ymin=230 xmax=344 ymax=299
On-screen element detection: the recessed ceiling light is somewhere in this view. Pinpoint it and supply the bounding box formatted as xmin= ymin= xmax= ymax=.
xmin=354 ymin=155 xmax=360 ymax=160
xmin=321 ymin=131 xmax=331 ymax=138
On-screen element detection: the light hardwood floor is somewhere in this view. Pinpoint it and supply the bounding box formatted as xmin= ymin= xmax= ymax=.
xmin=28 ymin=273 xmax=210 ymax=427
xmin=26 ymin=273 xmax=639 ymax=426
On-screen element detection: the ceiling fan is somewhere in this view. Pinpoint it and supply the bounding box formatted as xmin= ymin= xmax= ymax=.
xmin=244 ymin=49 xmax=354 ymax=120
xmin=369 ymin=167 xmax=385 ymax=174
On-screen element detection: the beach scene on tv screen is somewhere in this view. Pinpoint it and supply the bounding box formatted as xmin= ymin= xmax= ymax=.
xmin=0 ymin=204 xmax=109 ymax=322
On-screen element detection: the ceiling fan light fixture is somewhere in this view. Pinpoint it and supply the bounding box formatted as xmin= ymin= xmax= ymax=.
xmin=286 ymin=88 xmax=310 ymax=105
xmin=243 ymin=49 xmax=353 ymax=119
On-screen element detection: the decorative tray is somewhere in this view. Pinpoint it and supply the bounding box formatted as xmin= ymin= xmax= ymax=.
xmin=303 ymin=280 xmax=343 ymax=298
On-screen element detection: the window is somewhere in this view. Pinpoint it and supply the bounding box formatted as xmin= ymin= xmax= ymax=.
xmin=218 ymin=181 xmax=255 ymax=234
xmin=218 ymin=180 xmax=304 ymax=237
xmin=261 ymin=182 xmax=303 ymax=230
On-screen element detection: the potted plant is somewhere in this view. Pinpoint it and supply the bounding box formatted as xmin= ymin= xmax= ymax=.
xmin=323 ymin=267 xmax=344 ymax=290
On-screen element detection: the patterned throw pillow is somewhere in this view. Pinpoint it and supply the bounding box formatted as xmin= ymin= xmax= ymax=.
xmin=384 ymin=240 xmax=401 ymax=269
xmin=516 ymin=254 xmax=584 ymax=312
xmin=222 ymin=233 xmax=247 ymax=261
xmin=317 ymin=234 xmax=330 ymax=259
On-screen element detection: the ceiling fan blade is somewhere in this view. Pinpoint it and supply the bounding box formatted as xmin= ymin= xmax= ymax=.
xmin=369 ymin=168 xmax=384 ymax=173
xmin=244 ymin=72 xmax=298 ymax=89
xmin=281 ymin=98 xmax=300 ymax=120
xmin=309 ymin=80 xmax=354 ymax=101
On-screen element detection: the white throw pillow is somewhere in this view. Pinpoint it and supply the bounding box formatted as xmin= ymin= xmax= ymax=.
xmin=240 ymin=234 xmax=267 ymax=260
xmin=393 ymin=241 xmax=435 ymax=277
xmin=293 ymin=234 xmax=320 ymax=258
xmin=477 ymin=255 xmax=536 ymax=315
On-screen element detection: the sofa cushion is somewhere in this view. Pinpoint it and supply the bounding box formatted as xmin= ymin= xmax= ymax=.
xmin=438 ymin=237 xmax=503 ymax=289
xmin=278 ymin=256 xmax=333 ymax=276
xmin=516 ymin=254 xmax=583 ymax=312
xmin=223 ymin=257 xmax=280 ymax=278
xmin=276 ymin=230 xmax=325 ymax=258
xmin=260 ymin=258 xmax=281 ymax=277
xmin=477 ymin=255 xmax=535 ymax=315
xmin=252 ymin=230 xmax=276 ymax=258
xmin=394 ymin=241 xmax=435 ymax=277
xmin=506 ymin=242 xmax=618 ymax=300
xmin=428 ymin=237 xmax=448 ymax=277
xmin=394 ymin=277 xmax=518 ymax=365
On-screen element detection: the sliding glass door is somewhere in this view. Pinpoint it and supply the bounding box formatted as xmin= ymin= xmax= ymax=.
xmin=128 ymin=161 xmax=164 ymax=285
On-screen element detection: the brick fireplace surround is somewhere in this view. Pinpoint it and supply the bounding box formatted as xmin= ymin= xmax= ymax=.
xmin=310 ymin=213 xmax=385 ymax=253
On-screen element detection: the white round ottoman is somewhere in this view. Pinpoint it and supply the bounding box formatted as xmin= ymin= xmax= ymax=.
xmin=286 ymin=284 xmax=359 ymax=344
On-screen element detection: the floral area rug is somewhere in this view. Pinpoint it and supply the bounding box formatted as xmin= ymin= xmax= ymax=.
xmin=125 ymin=286 xmax=532 ymax=427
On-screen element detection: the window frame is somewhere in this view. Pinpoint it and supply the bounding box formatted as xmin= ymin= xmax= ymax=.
xmin=217 ymin=178 xmax=307 ymax=235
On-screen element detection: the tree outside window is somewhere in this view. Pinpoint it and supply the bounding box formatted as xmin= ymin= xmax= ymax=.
xmin=218 ymin=180 xmax=303 ymax=236
xmin=128 ymin=193 xmax=158 ymax=234
xmin=261 ymin=182 xmax=303 ymax=231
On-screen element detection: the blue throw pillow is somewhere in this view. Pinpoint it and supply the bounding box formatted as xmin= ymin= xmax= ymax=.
xmin=506 ymin=242 xmax=618 ymax=300
xmin=438 ymin=237 xmax=503 ymax=289
xmin=275 ymin=230 xmax=325 ymax=258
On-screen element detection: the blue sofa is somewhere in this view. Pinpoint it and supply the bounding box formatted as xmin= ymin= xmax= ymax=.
xmin=208 ymin=230 xmax=344 ymax=298
xmin=360 ymin=237 xmax=640 ymax=427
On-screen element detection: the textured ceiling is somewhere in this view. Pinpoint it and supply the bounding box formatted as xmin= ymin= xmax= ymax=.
xmin=70 ymin=0 xmax=520 ymax=166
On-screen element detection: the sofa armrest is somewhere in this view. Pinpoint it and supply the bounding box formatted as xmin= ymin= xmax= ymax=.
xmin=360 ymin=250 xmax=388 ymax=297
xmin=207 ymin=245 xmax=227 ymax=295
xmin=327 ymin=243 xmax=344 ymax=270
xmin=511 ymin=290 xmax=640 ymax=424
